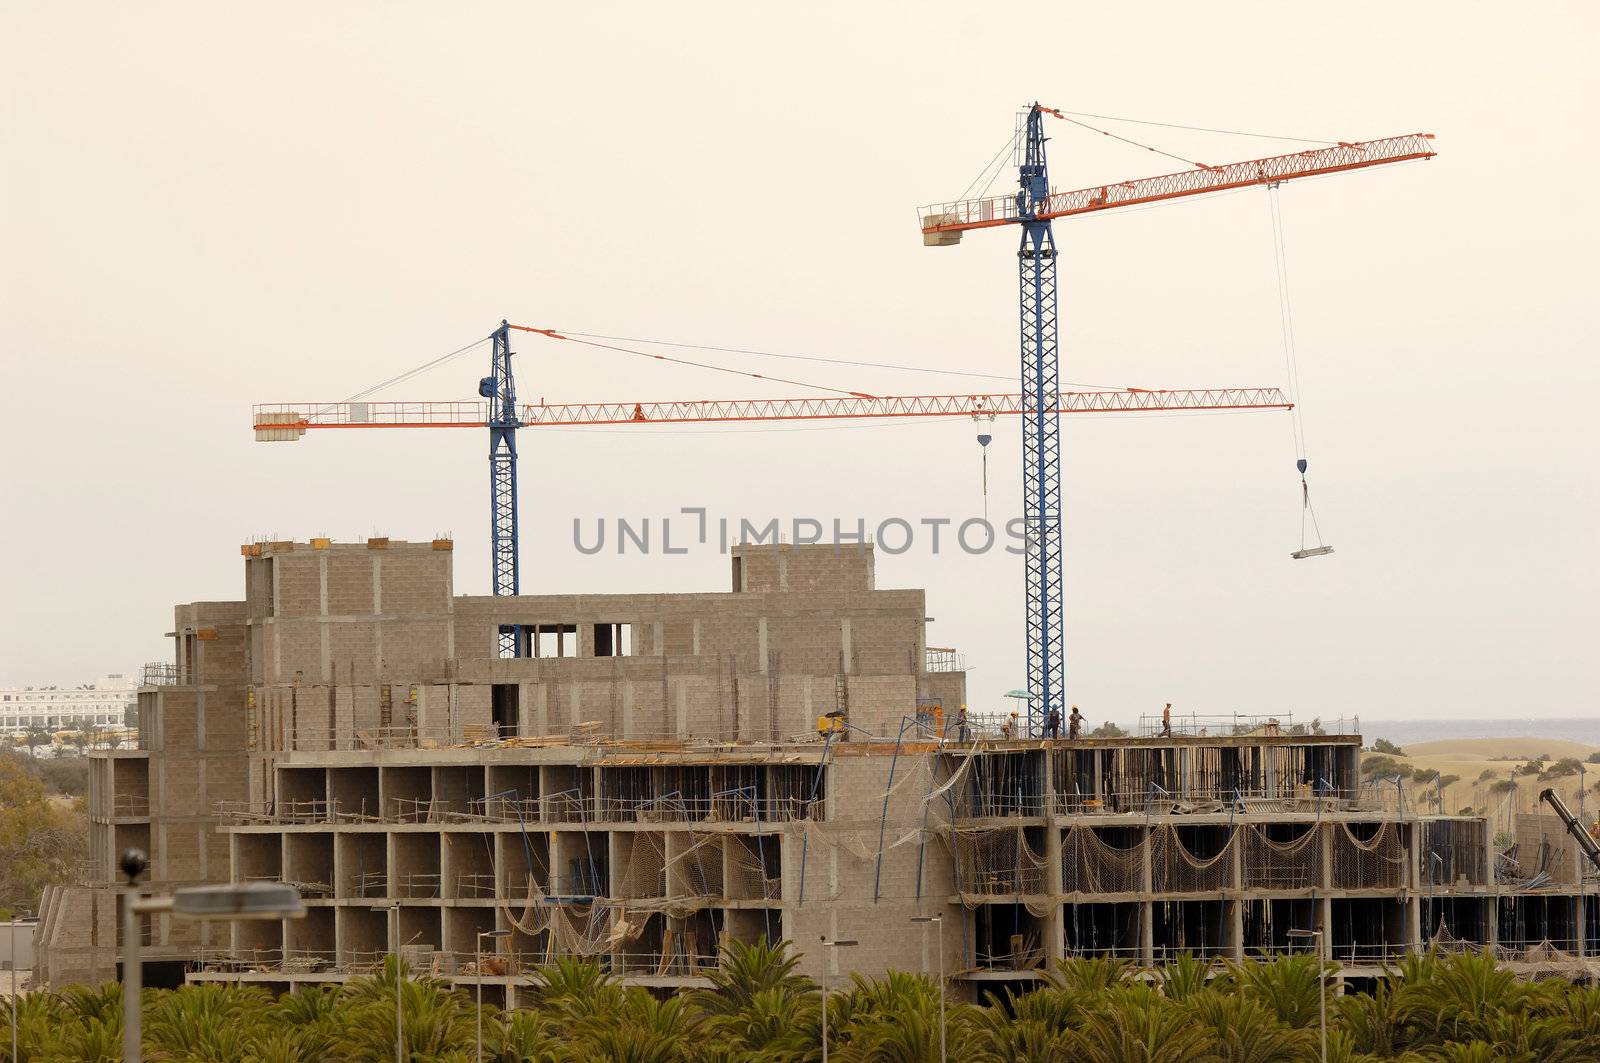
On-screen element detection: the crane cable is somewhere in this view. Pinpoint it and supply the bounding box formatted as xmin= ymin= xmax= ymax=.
xmin=546 ymin=330 xmax=1131 ymax=391
xmin=515 ymin=328 xmax=879 ymax=398
xmin=1266 ymin=183 xmax=1329 ymax=555
xmin=343 ymin=335 xmax=492 ymax=402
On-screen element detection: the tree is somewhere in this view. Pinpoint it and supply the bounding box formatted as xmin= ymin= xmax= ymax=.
xmin=1540 ymin=757 xmax=1583 ymax=780
xmin=1089 ymin=722 xmax=1127 ymax=739
xmin=1363 ymin=755 xmax=1413 ymax=781
xmin=0 ymin=754 xmax=89 ymax=912
xmin=22 ymin=728 xmax=51 ymax=759
xmin=1586 ymin=752 xmax=1600 ymax=766
xmin=1477 ymin=769 xmax=1498 ymax=782
xmin=1373 ymin=738 xmax=1405 ymax=756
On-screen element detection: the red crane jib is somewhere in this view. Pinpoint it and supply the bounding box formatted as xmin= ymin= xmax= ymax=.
xmin=917 ymin=133 xmax=1436 ymax=235
xmin=250 ymin=388 xmax=1292 ymax=433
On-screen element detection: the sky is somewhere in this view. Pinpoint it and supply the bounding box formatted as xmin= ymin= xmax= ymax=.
xmin=2 ymin=1 xmax=1595 ymax=722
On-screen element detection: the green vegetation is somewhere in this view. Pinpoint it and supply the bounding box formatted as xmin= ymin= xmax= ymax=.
xmin=0 ymin=753 xmax=88 ymax=914
xmin=1372 ymin=738 xmax=1405 ymax=756
xmin=8 ymin=944 xmax=1600 ymax=1062
xmin=1362 ymin=754 xmax=1412 ymax=781
xmin=1088 ymin=721 xmax=1126 ymax=738
xmin=1540 ymin=757 xmax=1584 ymax=781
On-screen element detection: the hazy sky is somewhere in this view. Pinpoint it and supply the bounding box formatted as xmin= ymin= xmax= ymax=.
xmin=3 ymin=2 xmax=1595 ymax=722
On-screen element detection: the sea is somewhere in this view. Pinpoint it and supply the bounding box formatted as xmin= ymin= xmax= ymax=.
xmin=1359 ymin=717 xmax=1600 ymax=749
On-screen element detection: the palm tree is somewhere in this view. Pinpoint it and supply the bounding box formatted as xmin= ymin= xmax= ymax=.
xmin=1185 ymin=990 xmax=1314 ymax=1063
xmin=1070 ymin=988 xmax=1222 ymax=1063
xmin=331 ymin=955 xmax=479 ymax=1061
xmin=690 ymin=937 xmax=812 ymax=1018
xmin=1335 ymin=974 xmax=1418 ymax=1057
xmin=1404 ymin=951 xmax=1540 ymax=1045
xmin=1222 ymin=954 xmax=1328 ymax=1028
xmin=1159 ymin=952 xmax=1215 ymax=1001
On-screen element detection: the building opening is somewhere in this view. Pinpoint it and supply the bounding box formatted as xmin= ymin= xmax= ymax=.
xmin=491 ymin=683 xmax=518 ymax=736
xmin=594 ymin=623 xmax=632 ymax=657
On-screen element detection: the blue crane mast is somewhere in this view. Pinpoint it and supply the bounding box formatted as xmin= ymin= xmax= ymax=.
xmin=1016 ymin=107 xmax=1066 ymax=738
xmin=480 ymin=320 xmax=522 ymax=657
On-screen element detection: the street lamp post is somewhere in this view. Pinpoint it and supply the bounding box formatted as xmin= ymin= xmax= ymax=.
xmin=819 ymin=937 xmax=858 ymax=1063
xmin=117 ymin=849 xmax=304 ymax=1063
xmin=475 ymin=928 xmax=512 ymax=1063
xmin=911 ymin=915 xmax=945 ymax=1063
xmin=1288 ymin=928 xmax=1327 ymax=1063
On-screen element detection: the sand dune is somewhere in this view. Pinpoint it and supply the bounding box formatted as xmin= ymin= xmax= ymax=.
xmin=1365 ymin=736 xmax=1599 ymax=819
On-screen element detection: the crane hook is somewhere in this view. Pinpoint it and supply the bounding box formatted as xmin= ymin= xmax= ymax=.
xmin=1291 ymin=457 xmax=1334 ymax=559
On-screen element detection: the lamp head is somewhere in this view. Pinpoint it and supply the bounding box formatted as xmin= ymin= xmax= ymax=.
xmin=119 ymin=848 xmax=149 ymax=885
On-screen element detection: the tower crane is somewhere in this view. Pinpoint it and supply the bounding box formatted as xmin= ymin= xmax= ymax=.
xmin=918 ymin=107 xmax=1435 ymax=733
xmin=252 ymin=334 xmax=1290 ymax=659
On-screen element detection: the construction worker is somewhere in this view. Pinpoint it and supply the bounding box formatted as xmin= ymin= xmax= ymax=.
xmin=1068 ymin=705 xmax=1082 ymax=740
xmin=1000 ymin=711 xmax=1017 ymax=740
xmin=954 ymin=704 xmax=971 ymax=742
xmin=1045 ymin=706 xmax=1061 ymax=740
xmin=1161 ymin=702 xmax=1173 ymax=737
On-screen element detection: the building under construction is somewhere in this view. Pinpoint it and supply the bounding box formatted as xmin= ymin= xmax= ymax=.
xmin=33 ymin=539 xmax=1600 ymax=1001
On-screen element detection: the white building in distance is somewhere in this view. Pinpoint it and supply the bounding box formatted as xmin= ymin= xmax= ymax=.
xmin=0 ymin=675 xmax=136 ymax=732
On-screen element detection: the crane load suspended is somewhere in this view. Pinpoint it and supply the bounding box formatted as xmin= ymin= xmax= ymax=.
xmin=918 ymin=104 xmax=1433 ymax=734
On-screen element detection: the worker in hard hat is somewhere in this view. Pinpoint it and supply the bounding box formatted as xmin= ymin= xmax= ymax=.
xmin=1045 ymin=706 xmax=1061 ymax=741
xmin=954 ymin=704 xmax=970 ymax=742
xmin=1068 ymin=705 xmax=1083 ymax=740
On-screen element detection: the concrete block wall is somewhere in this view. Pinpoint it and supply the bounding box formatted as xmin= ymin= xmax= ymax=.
xmin=247 ymin=540 xmax=456 ymax=686
xmin=732 ymin=543 xmax=875 ymax=594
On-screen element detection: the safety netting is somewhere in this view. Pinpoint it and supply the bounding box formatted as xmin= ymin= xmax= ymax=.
xmin=1242 ymin=824 xmax=1322 ymax=890
xmin=1061 ymin=826 xmax=1144 ymax=894
xmin=1331 ymin=821 xmax=1406 ymax=889
xmin=949 ymin=825 xmax=1046 ymax=898
xmin=1150 ymin=826 xmax=1234 ymax=893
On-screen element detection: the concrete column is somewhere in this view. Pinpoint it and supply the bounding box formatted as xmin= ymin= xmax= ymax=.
xmin=531 ymin=684 xmax=548 ymax=736
xmin=1320 ymin=821 xmax=1334 ymax=892
xmin=1140 ymin=825 xmax=1155 ymax=964
xmin=1571 ymin=896 xmax=1584 ymax=957
xmin=1229 ymin=898 xmax=1244 ymax=962
xmin=1318 ymin=895 xmax=1333 ymax=962
xmin=1406 ymin=896 xmax=1422 ymax=955
xmin=840 ymin=619 xmax=853 ymax=674
xmin=1042 ymin=752 xmax=1064 ymax=963
xmin=757 ymin=618 xmax=769 ymax=673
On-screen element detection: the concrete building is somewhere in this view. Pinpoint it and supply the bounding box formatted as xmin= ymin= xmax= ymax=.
xmin=1 ymin=675 xmax=136 ymax=733
xmin=32 ymin=538 xmax=1600 ymax=997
